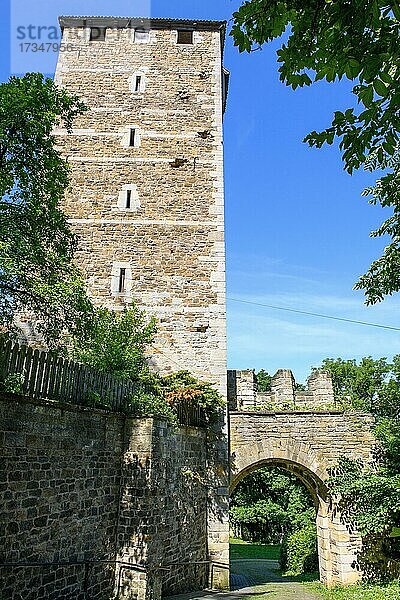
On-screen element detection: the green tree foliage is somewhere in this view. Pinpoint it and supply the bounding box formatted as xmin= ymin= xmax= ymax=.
xmin=320 ymin=355 xmax=400 ymax=416
xmin=295 ymin=382 xmax=306 ymax=392
xmin=129 ymin=371 xmax=225 ymax=426
xmin=129 ymin=389 xmax=178 ymax=424
xmin=0 ymin=73 xmax=93 ymax=343
xmin=70 ymin=306 xmax=157 ymax=381
xmin=231 ymin=1 xmax=400 ymax=304
xmin=230 ymin=466 xmax=316 ymax=544
xmin=280 ymin=524 xmax=319 ymax=576
xmin=231 ymin=499 xmax=289 ymax=541
xmin=256 ymin=369 xmax=272 ymax=392
xmin=156 ymin=370 xmax=226 ymax=425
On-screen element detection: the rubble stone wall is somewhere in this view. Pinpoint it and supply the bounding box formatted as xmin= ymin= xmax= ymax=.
xmin=230 ymin=410 xmax=376 ymax=585
xmin=54 ymin=22 xmax=227 ymax=394
xmin=0 ymin=394 xmax=209 ymax=600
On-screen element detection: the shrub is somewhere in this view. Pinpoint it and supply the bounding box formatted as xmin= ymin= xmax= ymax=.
xmin=68 ymin=307 xmax=224 ymax=428
xmin=129 ymin=389 xmax=177 ymax=423
xmin=70 ymin=306 xmax=156 ymax=381
xmin=127 ymin=371 xmax=225 ymax=427
xmin=1 ymin=372 xmax=25 ymax=394
xmin=280 ymin=524 xmax=318 ymax=575
xmin=158 ymin=371 xmax=225 ymax=426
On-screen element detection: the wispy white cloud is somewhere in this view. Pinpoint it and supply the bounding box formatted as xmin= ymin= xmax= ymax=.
xmin=226 ymin=252 xmax=400 ymax=381
xmin=228 ymin=269 xmax=320 ymax=286
xmin=227 ymin=253 xmax=344 ymax=298
xmin=227 ymin=252 xmax=330 ymax=277
xmin=226 ymin=290 xmax=400 ymax=382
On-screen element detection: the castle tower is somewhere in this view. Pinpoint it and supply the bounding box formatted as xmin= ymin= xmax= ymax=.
xmin=54 ymin=16 xmax=230 ymax=593
xmin=54 ymin=16 xmax=229 ymax=395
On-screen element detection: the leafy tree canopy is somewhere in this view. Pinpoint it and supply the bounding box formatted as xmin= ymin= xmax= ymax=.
xmin=70 ymin=311 xmax=224 ymax=426
xmin=0 ymin=73 xmax=92 ymax=343
xmin=231 ymin=466 xmax=315 ymax=543
xmin=231 ymin=1 xmax=400 ymax=304
xmin=70 ymin=306 xmax=157 ymax=381
xmin=319 ymin=355 xmax=400 ymax=416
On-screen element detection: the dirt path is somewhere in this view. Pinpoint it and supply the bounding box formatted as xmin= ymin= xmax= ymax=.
xmin=166 ymin=559 xmax=321 ymax=600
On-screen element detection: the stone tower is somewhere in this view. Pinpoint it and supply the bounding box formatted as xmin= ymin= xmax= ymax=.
xmin=54 ymin=16 xmax=229 ymax=395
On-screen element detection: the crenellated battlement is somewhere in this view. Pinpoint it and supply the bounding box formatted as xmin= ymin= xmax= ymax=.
xmin=228 ymin=367 xmax=335 ymax=410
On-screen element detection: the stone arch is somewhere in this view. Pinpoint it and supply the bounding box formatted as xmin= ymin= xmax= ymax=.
xmin=230 ymin=457 xmax=327 ymax=508
xmin=230 ymin=440 xmax=361 ymax=586
xmin=230 ymin=436 xmax=328 ymax=498
xmin=231 ymin=436 xmax=328 ymax=486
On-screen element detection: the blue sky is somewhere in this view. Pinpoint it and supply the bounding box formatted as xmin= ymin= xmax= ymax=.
xmin=2 ymin=0 xmax=400 ymax=382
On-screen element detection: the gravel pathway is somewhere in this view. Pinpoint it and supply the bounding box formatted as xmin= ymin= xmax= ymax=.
xmin=165 ymin=559 xmax=321 ymax=600
xmin=230 ymin=559 xmax=320 ymax=598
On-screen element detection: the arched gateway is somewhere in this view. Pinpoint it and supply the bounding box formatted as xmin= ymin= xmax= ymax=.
xmin=229 ymin=410 xmax=376 ymax=586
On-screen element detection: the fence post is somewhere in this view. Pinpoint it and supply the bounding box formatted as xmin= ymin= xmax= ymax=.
xmin=0 ymin=342 xmax=209 ymax=428
xmin=33 ymin=350 xmax=46 ymax=399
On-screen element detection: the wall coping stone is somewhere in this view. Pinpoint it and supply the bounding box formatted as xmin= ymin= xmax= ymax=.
xmin=0 ymin=392 xmax=205 ymax=433
xmin=0 ymin=391 xmax=124 ymax=418
xmin=229 ymin=410 xmax=346 ymax=416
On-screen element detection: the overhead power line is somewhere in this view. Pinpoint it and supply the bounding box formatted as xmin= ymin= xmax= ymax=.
xmin=227 ymin=297 xmax=400 ymax=332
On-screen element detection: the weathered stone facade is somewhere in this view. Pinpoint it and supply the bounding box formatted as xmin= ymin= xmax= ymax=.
xmin=54 ymin=16 xmax=228 ymax=394
xmin=229 ymin=410 xmax=376 ymax=585
xmin=5 ymin=14 xmax=377 ymax=595
xmin=228 ymin=368 xmax=335 ymax=409
xmin=116 ymin=419 xmax=210 ymax=598
xmin=0 ymin=394 xmax=210 ymax=599
xmin=0 ymin=391 xmax=378 ymax=595
xmin=53 ymin=17 xmax=231 ymax=585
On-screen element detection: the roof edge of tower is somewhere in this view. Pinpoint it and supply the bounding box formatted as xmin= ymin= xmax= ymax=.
xmin=58 ymin=16 xmax=227 ymax=33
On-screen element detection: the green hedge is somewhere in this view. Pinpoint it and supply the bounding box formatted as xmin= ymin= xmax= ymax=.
xmin=280 ymin=524 xmax=319 ymax=575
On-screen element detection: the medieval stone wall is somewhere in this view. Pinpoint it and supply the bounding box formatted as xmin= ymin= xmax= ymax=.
xmin=229 ymin=410 xmax=376 ymax=585
xmin=54 ymin=20 xmax=227 ymax=394
xmin=230 ymin=411 xmax=375 ymax=484
xmin=0 ymin=394 xmax=209 ymax=600
xmin=116 ymin=419 xmax=209 ymax=599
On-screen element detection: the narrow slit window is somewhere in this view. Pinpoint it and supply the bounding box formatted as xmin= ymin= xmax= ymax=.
xmin=177 ymin=30 xmax=193 ymax=45
xmin=126 ymin=189 xmax=132 ymax=209
xmin=135 ymin=75 xmax=142 ymax=92
xmin=129 ymin=128 xmax=136 ymax=147
xmin=118 ymin=268 xmax=126 ymax=293
xmin=90 ymin=27 xmax=106 ymax=41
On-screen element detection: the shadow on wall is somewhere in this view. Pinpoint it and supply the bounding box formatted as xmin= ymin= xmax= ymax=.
xmin=0 ymin=395 xmax=220 ymax=600
xmin=116 ymin=417 xmax=211 ymax=599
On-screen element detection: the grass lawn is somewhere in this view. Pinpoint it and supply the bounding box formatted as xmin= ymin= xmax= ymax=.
xmin=229 ymin=537 xmax=281 ymax=560
xmin=307 ymin=580 xmax=400 ymax=600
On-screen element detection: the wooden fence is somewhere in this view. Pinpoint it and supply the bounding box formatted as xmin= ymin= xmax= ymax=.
xmin=0 ymin=338 xmax=144 ymax=412
xmin=176 ymin=401 xmax=205 ymax=428
xmin=0 ymin=339 xmax=206 ymax=426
